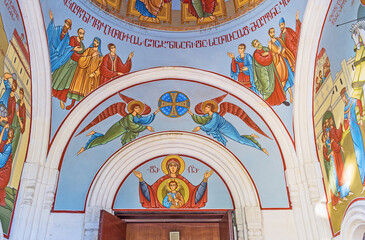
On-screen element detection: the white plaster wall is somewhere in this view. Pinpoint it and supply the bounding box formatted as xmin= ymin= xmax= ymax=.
xmin=45 ymin=213 xmax=84 ymax=240
xmin=262 ymin=210 xmax=298 ymax=240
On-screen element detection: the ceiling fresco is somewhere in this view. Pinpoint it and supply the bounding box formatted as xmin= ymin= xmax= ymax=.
xmin=0 ymin=0 xmax=31 ymax=236
xmin=313 ymin=0 xmax=365 ymax=236
xmin=39 ymin=0 xmax=307 ymax=213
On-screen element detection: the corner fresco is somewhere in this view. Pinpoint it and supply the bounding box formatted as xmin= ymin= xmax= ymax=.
xmin=0 ymin=0 xmax=31 ymax=236
xmin=114 ymin=155 xmax=233 ymax=210
xmin=313 ymin=0 xmax=365 ymax=236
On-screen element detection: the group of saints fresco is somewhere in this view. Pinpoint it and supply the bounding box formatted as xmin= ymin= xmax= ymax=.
xmin=46 ymin=7 xmax=302 ymax=155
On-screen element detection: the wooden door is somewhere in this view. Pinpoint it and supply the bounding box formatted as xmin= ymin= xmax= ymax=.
xmin=219 ymin=211 xmax=234 ymax=240
xmin=98 ymin=210 xmax=126 ymax=240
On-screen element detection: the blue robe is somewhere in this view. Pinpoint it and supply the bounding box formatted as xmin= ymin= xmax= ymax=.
xmin=0 ymin=143 xmax=11 ymax=168
xmin=274 ymin=40 xmax=294 ymax=92
xmin=230 ymin=54 xmax=259 ymax=95
xmin=135 ymin=0 xmax=157 ymax=18
xmin=47 ymin=20 xmax=73 ymax=72
xmin=192 ymin=112 xmax=262 ymax=150
xmin=344 ymin=97 xmax=365 ymax=184
xmin=0 ymin=79 xmax=11 ymax=108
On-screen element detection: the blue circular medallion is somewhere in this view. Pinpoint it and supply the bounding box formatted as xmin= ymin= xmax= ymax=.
xmin=158 ymin=91 xmax=190 ymax=118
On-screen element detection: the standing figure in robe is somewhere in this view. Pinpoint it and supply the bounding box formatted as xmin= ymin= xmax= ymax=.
xmin=340 ymin=88 xmax=365 ymax=194
xmin=251 ymin=39 xmax=288 ymax=106
xmin=135 ymin=0 xmax=171 ymax=22
xmin=133 ymin=155 xmax=213 ymax=208
xmin=0 ymin=79 xmax=17 ymax=142
xmin=100 ymin=43 xmax=133 ymax=85
xmin=0 ymin=126 xmax=13 ymax=207
xmin=227 ymin=44 xmax=259 ymax=95
xmin=268 ymin=27 xmax=295 ymax=103
xmin=181 ymin=0 xmax=217 ymax=22
xmin=52 ymin=28 xmax=85 ymax=110
xmin=11 ymin=88 xmax=26 ymax=156
xmin=278 ymin=10 xmax=301 ymax=60
xmin=46 ymin=9 xmax=73 ymax=72
xmin=322 ymin=131 xmax=341 ymax=210
xmin=188 ymin=98 xmax=269 ymax=155
xmin=77 ymin=99 xmax=159 ymax=155
xmin=328 ymin=117 xmax=352 ymax=200
xmin=66 ymin=37 xmax=103 ymax=110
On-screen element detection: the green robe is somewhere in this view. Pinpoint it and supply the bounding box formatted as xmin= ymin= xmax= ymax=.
xmin=252 ymin=47 xmax=279 ymax=101
xmin=85 ymin=113 xmax=155 ymax=149
xmin=52 ymin=42 xmax=85 ymax=93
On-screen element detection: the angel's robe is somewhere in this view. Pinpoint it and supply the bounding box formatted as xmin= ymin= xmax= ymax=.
xmin=191 ymin=112 xmax=262 ymax=150
xmin=84 ymin=113 xmax=156 ymax=150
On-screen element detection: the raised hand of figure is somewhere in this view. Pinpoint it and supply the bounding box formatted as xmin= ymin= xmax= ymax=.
xmin=147 ymin=126 xmax=154 ymax=132
xmin=154 ymin=109 xmax=160 ymax=115
xmin=242 ymin=67 xmax=248 ymax=71
xmin=89 ymin=73 xmax=95 ymax=78
xmin=128 ymin=51 xmax=134 ymax=60
xmin=227 ymin=52 xmax=235 ymax=59
xmin=296 ymin=10 xmax=299 ymax=20
xmin=192 ymin=126 xmax=200 ymax=132
xmin=4 ymin=124 xmax=9 ymax=129
xmin=49 ymin=9 xmax=54 ymax=21
xmin=92 ymin=51 xmax=98 ymax=57
xmin=188 ymin=109 xmax=193 ymax=116
xmin=204 ymin=170 xmax=214 ymax=179
xmin=133 ymin=170 xmax=142 ymax=179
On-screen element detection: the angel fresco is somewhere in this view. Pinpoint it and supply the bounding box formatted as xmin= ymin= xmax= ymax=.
xmin=188 ymin=94 xmax=269 ymax=155
xmin=133 ymin=155 xmax=213 ymax=209
xmin=77 ymin=93 xmax=159 ymax=155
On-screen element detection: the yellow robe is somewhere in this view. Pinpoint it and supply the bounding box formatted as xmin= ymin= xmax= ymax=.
xmin=68 ymin=47 xmax=103 ymax=99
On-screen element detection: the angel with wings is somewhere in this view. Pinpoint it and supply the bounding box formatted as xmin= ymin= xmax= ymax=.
xmin=77 ymin=93 xmax=159 ymax=155
xmin=188 ymin=94 xmax=269 ymax=155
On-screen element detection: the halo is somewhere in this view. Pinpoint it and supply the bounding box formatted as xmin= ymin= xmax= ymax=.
xmin=202 ymin=100 xmax=218 ymax=113
xmin=166 ymin=178 xmax=181 ymax=191
xmin=161 ymin=155 xmax=185 ymax=175
xmin=127 ymin=100 xmax=145 ymax=113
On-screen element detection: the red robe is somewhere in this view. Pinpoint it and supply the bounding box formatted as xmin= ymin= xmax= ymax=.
xmin=7 ymin=95 xmax=16 ymax=125
xmin=253 ymin=48 xmax=286 ymax=106
xmin=231 ymin=58 xmax=251 ymax=88
xmin=100 ymin=53 xmax=132 ymax=85
xmin=279 ymin=19 xmax=301 ymax=59
xmin=139 ymin=174 xmax=208 ymax=209
xmin=0 ymin=141 xmax=12 ymax=207
xmin=182 ymin=0 xmax=216 ymax=19
xmin=330 ymin=124 xmax=347 ymax=186
xmin=18 ymin=103 xmax=26 ymax=133
xmin=52 ymin=36 xmax=83 ymax=102
xmin=323 ymin=143 xmax=340 ymax=206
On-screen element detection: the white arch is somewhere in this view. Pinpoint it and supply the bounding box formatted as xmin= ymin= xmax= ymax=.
xmin=340 ymin=199 xmax=365 ymax=240
xmin=84 ymin=132 xmax=260 ymax=240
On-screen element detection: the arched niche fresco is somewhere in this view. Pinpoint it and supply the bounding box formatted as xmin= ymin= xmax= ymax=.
xmin=52 ymin=77 xmax=290 ymax=211
xmin=0 ymin=0 xmax=31 ymax=237
xmin=113 ymin=155 xmax=234 ymax=210
xmin=40 ymin=0 xmax=308 ymax=146
xmin=313 ymin=0 xmax=365 ymax=237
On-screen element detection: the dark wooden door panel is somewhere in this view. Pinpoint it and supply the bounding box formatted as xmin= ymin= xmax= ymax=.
xmin=126 ymin=222 xmax=220 ymax=240
xmin=98 ymin=210 xmax=126 ymax=240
